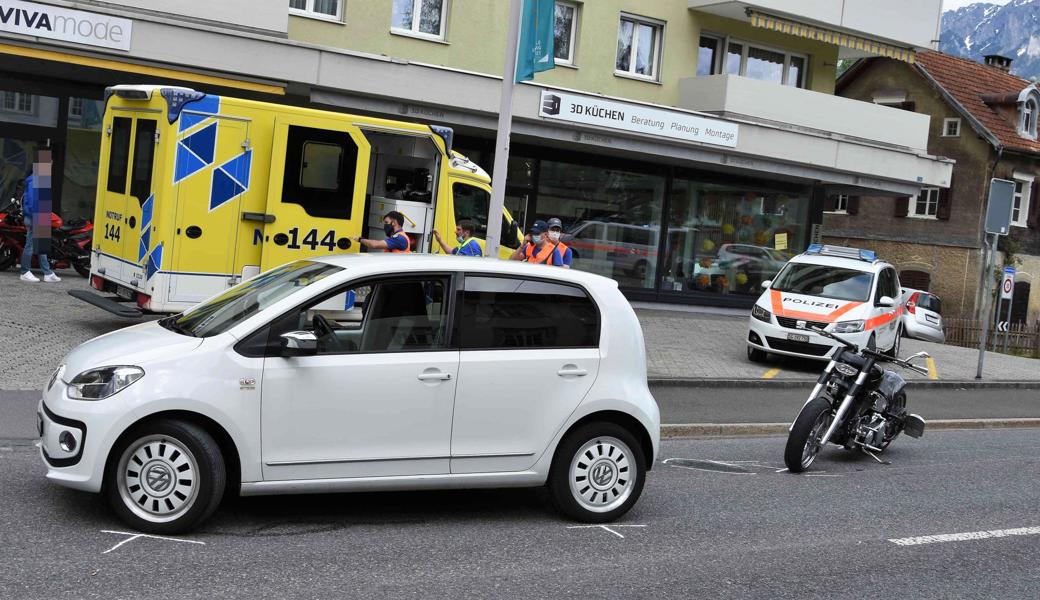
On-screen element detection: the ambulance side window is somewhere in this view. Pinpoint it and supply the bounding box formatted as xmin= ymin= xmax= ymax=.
xmin=282 ymin=125 xmax=359 ymax=220
xmin=452 ymin=183 xmax=520 ymax=250
xmin=107 ymin=117 xmax=133 ymax=194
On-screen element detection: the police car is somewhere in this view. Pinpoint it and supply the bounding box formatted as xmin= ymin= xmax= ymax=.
xmin=746 ymin=245 xmax=903 ymax=362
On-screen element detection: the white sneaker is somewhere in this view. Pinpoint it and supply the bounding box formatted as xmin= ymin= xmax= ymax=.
xmin=43 ymin=273 xmax=61 ymax=283
xmin=20 ymin=271 xmax=40 ymax=282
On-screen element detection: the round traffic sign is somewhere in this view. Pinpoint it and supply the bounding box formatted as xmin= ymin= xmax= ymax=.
xmin=1004 ymin=278 xmax=1014 ymax=294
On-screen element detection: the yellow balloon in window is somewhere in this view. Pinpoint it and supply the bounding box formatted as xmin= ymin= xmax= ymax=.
xmin=736 ymin=272 xmax=748 ymax=285
xmin=721 ymin=223 xmax=735 ymax=235
xmin=702 ymin=239 xmax=716 ymax=251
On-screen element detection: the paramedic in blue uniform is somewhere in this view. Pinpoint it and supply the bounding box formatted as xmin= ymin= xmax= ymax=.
xmin=432 ymin=219 xmax=482 ymax=256
xmin=353 ymin=211 xmax=411 ymax=253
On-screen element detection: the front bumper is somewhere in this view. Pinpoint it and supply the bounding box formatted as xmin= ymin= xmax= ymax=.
xmin=747 ymin=316 xmax=872 ymax=361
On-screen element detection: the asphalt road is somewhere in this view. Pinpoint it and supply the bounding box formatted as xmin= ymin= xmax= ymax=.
xmin=1 ymin=429 xmax=1038 ymax=599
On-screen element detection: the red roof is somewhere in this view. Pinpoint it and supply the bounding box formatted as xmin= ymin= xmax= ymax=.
xmin=914 ymin=51 xmax=1040 ymax=154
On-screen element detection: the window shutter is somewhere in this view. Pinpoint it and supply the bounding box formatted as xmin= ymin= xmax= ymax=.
xmin=1028 ymin=181 xmax=1040 ymax=228
xmin=847 ymin=196 xmax=861 ymax=215
xmin=894 ymin=196 xmax=909 ymax=217
xmin=823 ymin=195 xmax=837 ymax=211
xmin=937 ymin=175 xmax=953 ymax=220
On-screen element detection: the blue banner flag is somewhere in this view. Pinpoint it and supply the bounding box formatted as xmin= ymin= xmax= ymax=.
xmin=515 ymin=0 xmax=555 ymax=82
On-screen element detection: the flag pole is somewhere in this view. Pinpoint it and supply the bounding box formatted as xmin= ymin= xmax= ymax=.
xmin=485 ymin=0 xmax=524 ymax=258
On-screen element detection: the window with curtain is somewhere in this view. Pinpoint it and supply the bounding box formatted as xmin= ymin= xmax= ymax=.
xmin=288 ymin=0 xmax=341 ymax=19
xmin=616 ymin=15 xmax=662 ymax=80
xmin=391 ymin=0 xmax=447 ymax=39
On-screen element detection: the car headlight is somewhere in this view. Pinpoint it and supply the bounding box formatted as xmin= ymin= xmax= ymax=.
xmin=751 ymin=304 xmax=771 ymax=323
xmin=67 ymin=366 xmax=144 ymax=400
xmin=832 ymin=320 xmax=865 ymax=334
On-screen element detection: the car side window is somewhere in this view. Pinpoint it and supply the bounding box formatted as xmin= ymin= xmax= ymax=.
xmin=458 ymin=276 xmax=599 ymax=349
xmin=260 ymin=277 xmax=451 ymax=355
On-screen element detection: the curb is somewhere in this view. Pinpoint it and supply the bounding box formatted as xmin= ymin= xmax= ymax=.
xmin=649 ymin=378 xmax=1040 ymax=390
xmin=661 ymin=418 xmax=1040 ymax=438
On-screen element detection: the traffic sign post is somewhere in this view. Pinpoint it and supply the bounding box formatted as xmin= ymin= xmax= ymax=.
xmin=1000 ymin=267 xmax=1015 ymax=353
xmin=976 ymin=179 xmax=1016 ymax=379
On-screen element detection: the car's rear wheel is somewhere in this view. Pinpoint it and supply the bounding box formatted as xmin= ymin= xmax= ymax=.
xmin=105 ymin=419 xmax=225 ymax=534
xmin=548 ymin=422 xmax=646 ymax=523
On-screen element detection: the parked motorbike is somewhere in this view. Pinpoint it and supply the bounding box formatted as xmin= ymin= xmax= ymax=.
xmin=784 ymin=326 xmax=929 ymax=472
xmin=0 ymin=198 xmax=93 ymax=277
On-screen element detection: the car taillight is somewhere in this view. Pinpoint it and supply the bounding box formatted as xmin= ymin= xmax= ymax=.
xmin=91 ymin=275 xmax=104 ymax=290
xmin=906 ymin=292 xmax=919 ymax=314
xmin=136 ymin=293 xmax=151 ymax=308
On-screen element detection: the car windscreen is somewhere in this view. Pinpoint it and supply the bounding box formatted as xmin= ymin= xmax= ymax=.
xmin=770 ymin=263 xmax=873 ymax=302
xmin=161 ymin=261 xmax=342 ymax=338
xmin=917 ymin=293 xmax=942 ymax=314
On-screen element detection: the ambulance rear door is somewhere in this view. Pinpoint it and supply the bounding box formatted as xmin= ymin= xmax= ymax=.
xmin=261 ymin=116 xmax=371 ymax=270
xmin=168 ymin=116 xmax=251 ymax=304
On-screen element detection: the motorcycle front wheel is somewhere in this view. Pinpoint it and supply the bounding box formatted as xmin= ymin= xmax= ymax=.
xmin=784 ymin=396 xmax=834 ymax=472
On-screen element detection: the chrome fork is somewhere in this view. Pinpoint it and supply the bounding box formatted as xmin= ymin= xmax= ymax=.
xmin=818 ymin=370 xmax=869 ymax=447
xmin=789 ymin=360 xmax=836 ymax=431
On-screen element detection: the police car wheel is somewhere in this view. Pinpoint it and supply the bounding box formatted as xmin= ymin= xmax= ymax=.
xmin=548 ymin=422 xmax=646 ymax=523
xmin=105 ymin=419 xmax=226 ymax=534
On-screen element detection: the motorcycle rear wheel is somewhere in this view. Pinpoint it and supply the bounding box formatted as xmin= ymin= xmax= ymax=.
xmin=784 ymin=396 xmax=834 ymax=473
xmin=72 ymin=243 xmax=91 ymax=278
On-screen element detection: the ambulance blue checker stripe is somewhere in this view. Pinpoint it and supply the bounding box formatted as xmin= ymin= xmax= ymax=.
xmin=138 ymin=195 xmax=153 ymax=263
xmin=210 ymin=149 xmax=252 ymax=210
xmin=174 ymin=122 xmax=217 ymax=184
xmin=146 ymin=243 xmax=163 ymax=281
xmin=178 ymin=95 xmax=220 ymax=132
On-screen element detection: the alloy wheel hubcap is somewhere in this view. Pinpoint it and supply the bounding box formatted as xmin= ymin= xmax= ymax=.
xmin=802 ymin=411 xmax=833 ymax=468
xmin=117 ymin=435 xmax=199 ymax=523
xmin=569 ymin=436 xmax=636 ymax=513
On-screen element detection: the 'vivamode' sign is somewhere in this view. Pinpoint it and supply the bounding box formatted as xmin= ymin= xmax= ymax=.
xmin=0 ymin=0 xmax=132 ymax=51
xmin=539 ymin=90 xmax=739 ymax=148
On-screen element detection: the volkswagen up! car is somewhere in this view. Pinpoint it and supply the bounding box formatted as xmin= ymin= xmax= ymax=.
xmin=746 ymin=245 xmax=903 ymax=362
xmin=38 ymin=255 xmax=660 ymax=533
xmin=900 ymin=288 xmax=945 ymax=343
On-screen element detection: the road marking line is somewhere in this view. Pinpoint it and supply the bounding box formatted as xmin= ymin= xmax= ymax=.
xmin=889 ymin=526 xmax=1040 ymax=546
xmin=926 ymin=357 xmax=938 ymax=380
xmin=101 ymin=529 xmax=206 ymax=554
xmin=567 ymin=524 xmax=646 ymax=539
xmin=775 ymin=468 xmax=789 ymax=473
xmin=762 ymin=368 xmax=782 ymax=379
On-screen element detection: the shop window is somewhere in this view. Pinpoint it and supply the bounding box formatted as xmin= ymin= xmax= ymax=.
xmin=281 ymin=125 xmax=358 ymax=220
xmin=1012 ymin=177 xmax=1032 ymax=227
xmin=908 ymin=188 xmax=939 ymax=218
xmin=2 ymin=91 xmax=32 ymax=114
xmin=0 ymin=91 xmax=58 ymax=127
xmin=708 ymin=36 xmax=807 ymax=88
xmin=460 ymin=276 xmax=599 ymax=349
xmin=106 ymin=117 xmax=133 ymax=195
xmin=899 ymin=270 xmax=931 ymax=291
xmin=130 ymin=120 xmax=157 ymax=205
xmin=62 ymin=97 xmax=105 ymax=221
xmin=662 ymin=179 xmax=808 ymax=297
xmin=554 ymin=2 xmax=578 ymax=65
xmin=289 ymin=0 xmax=342 ymax=20
xmin=452 ymin=183 xmax=520 ymax=250
xmin=391 ymin=0 xmax=447 ymax=40
xmin=537 ymin=160 xmax=665 ymax=289
xmin=616 ymin=15 xmax=662 ymax=81
xmin=943 ymin=118 xmax=961 ymax=137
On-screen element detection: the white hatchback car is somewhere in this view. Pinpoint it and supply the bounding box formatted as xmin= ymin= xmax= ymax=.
xmin=746 ymin=245 xmax=903 ymax=362
xmin=38 ymin=255 xmax=659 ymax=533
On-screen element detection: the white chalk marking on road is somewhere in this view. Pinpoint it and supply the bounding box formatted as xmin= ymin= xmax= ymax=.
xmin=662 ymin=458 xmax=757 ymax=474
xmin=775 ymin=468 xmax=789 ymax=473
xmin=888 ymin=526 xmax=1040 ymax=547
xmin=101 ymin=529 xmax=206 ymax=554
xmin=567 ymin=524 xmax=646 ymax=539
xmin=804 ymin=474 xmax=842 ymax=478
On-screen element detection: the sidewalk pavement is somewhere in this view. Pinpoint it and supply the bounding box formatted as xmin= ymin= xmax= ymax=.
xmin=1 ymin=270 xmax=1037 ymax=392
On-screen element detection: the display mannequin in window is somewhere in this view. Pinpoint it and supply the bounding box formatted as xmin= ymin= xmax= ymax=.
xmin=432 ymin=219 xmax=482 ymax=257
xmin=354 ymin=211 xmax=411 ymax=253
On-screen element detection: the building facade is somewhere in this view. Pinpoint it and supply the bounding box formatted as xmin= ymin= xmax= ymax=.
xmin=1 ymin=0 xmax=952 ymax=307
xmin=829 ymin=52 xmax=1040 ymax=324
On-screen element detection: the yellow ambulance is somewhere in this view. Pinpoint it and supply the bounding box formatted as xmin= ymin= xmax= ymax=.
xmin=74 ymin=85 xmax=522 ymax=316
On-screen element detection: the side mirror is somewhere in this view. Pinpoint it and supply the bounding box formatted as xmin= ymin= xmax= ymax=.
xmin=761 ymin=280 xmax=772 ymax=290
xmin=280 ymin=331 xmax=318 ymax=356
xmin=877 ymin=296 xmax=895 ymax=308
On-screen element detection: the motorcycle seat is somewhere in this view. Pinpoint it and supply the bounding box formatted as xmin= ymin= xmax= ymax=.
xmin=57 ymin=220 xmax=87 ymax=231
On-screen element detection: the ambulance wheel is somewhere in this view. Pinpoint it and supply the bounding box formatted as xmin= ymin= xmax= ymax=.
xmin=747 ymin=345 xmax=768 ymax=363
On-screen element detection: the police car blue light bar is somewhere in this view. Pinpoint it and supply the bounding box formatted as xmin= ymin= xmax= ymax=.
xmin=803 ymin=244 xmax=877 ymax=262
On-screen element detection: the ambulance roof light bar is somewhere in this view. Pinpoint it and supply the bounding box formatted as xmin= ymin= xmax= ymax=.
xmin=804 ymin=244 xmax=877 ymax=263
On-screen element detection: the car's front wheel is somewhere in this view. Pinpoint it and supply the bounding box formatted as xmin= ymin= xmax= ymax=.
xmin=548 ymin=422 xmax=646 ymax=523
xmin=105 ymin=419 xmax=226 ymax=534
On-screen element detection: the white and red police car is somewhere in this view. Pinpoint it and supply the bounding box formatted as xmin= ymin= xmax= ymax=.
xmin=747 ymin=245 xmax=903 ymax=362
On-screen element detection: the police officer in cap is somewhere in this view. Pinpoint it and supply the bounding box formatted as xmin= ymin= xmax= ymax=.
xmin=546 ymin=217 xmax=572 ymax=268
xmin=511 ymin=219 xmax=562 ymax=265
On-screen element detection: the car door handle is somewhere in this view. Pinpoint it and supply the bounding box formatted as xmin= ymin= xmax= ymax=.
xmin=417 ymin=371 xmax=452 ymax=381
xmin=557 ymin=366 xmax=588 ymax=377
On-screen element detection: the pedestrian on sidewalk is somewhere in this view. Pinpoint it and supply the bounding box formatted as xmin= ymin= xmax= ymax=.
xmin=546 ymin=217 xmax=572 ymax=268
xmin=511 ymin=219 xmax=562 ymax=265
xmin=19 ymin=174 xmax=60 ymax=283
xmin=432 ymin=219 xmax=482 ymax=256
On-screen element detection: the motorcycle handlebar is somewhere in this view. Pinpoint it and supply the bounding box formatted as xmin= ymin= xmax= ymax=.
xmin=809 ymin=326 xmax=930 ymax=375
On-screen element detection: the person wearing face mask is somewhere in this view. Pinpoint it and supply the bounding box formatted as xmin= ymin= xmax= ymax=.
xmin=545 ymin=217 xmax=572 ymax=269
xmin=353 ymin=211 xmax=411 ymax=253
xmin=432 ymin=219 xmax=482 ymax=257
xmin=511 ymin=220 xmax=562 ymax=265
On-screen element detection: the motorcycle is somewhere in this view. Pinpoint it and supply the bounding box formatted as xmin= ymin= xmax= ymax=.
xmin=0 ymin=198 xmax=93 ymax=277
xmin=784 ymin=326 xmax=929 ymax=472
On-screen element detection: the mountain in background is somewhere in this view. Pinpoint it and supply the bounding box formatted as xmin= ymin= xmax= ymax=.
xmin=940 ymin=0 xmax=1040 ymax=81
